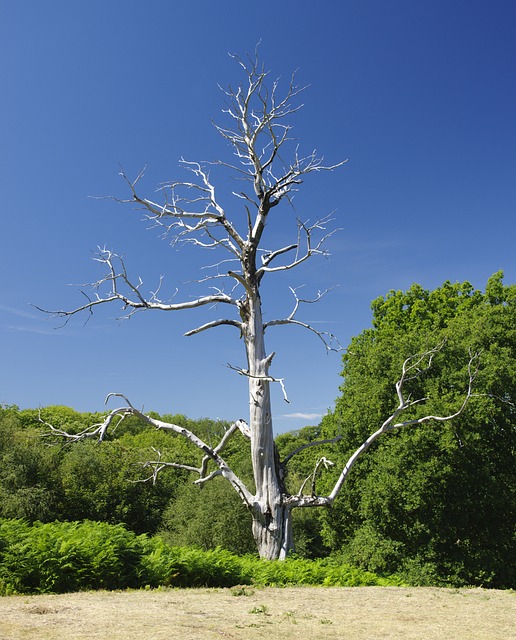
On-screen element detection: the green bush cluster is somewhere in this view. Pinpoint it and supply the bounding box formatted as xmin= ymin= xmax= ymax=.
xmin=0 ymin=519 xmax=149 ymax=594
xmin=245 ymin=555 xmax=399 ymax=587
xmin=0 ymin=519 xmax=398 ymax=595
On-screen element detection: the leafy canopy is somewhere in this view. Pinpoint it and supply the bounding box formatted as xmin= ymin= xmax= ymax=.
xmin=319 ymin=271 xmax=515 ymax=587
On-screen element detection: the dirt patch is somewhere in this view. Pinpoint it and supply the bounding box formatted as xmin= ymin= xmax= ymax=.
xmin=0 ymin=587 xmax=514 ymax=640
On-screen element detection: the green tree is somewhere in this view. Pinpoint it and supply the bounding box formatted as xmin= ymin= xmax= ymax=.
xmin=58 ymin=438 xmax=185 ymax=534
xmin=0 ymin=407 xmax=62 ymax=522
xmin=319 ymin=272 xmax=515 ymax=587
xmin=18 ymin=406 xmax=105 ymax=433
xmin=159 ymin=416 xmax=257 ymax=554
xmin=160 ymin=477 xmax=256 ymax=555
xmin=0 ymin=405 xmax=194 ymax=534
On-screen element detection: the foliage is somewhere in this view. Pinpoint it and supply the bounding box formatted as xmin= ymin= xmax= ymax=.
xmin=57 ymin=440 xmax=179 ymax=534
xmin=159 ymin=476 xmax=256 ymax=555
xmin=247 ymin=554 xmax=398 ymax=587
xmin=0 ymin=519 xmax=149 ymax=594
xmin=0 ymin=407 xmax=232 ymax=536
xmin=275 ymin=426 xmax=333 ymax=558
xmin=0 ymin=519 xmax=398 ymax=595
xmin=157 ymin=416 xmax=257 ymax=555
xmin=0 ymin=407 xmax=63 ymax=522
xmin=1 ymin=276 xmax=513 ymax=585
xmin=319 ymin=272 xmax=516 ymax=588
xmin=142 ymin=540 xmax=249 ymax=588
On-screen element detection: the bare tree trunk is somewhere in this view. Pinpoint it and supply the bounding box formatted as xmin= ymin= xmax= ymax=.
xmin=252 ymin=501 xmax=293 ymax=561
xmin=242 ymin=279 xmax=292 ymax=559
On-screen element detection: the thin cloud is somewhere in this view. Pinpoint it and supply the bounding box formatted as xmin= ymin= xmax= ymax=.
xmin=0 ymin=304 xmax=40 ymax=320
xmin=5 ymin=324 xmax=68 ymax=336
xmin=282 ymin=412 xmax=322 ymax=420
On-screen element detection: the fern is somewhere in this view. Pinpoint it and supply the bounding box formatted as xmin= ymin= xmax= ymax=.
xmin=0 ymin=519 xmax=400 ymax=594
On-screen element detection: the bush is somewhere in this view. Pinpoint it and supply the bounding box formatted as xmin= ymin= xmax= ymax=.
xmin=140 ymin=541 xmax=249 ymax=588
xmin=247 ymin=555 xmax=400 ymax=587
xmin=0 ymin=519 xmax=400 ymax=594
xmin=0 ymin=519 xmax=149 ymax=594
xmin=159 ymin=477 xmax=255 ymax=555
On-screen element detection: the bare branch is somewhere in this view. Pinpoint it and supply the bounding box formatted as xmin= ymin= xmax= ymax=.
xmin=37 ymin=248 xmax=240 ymax=324
xmin=119 ymin=164 xmax=246 ymax=256
xmin=227 ymin=362 xmax=291 ymax=403
xmin=184 ymin=318 xmax=243 ymax=337
xmin=281 ymin=346 xmax=481 ymax=514
xmin=135 ymin=417 xmax=251 ymax=488
xmin=259 ymin=244 xmax=297 ymax=268
xmin=197 ymin=418 xmax=250 ymax=482
xmin=265 ymin=286 xmax=343 ymax=353
xmin=258 ymin=216 xmax=340 ymax=276
xmin=395 ymin=341 xmax=446 ymax=408
xmin=276 ymin=318 xmax=340 ymax=353
xmin=39 ymin=400 xmax=127 ymax=443
xmin=327 ymin=347 xmax=481 ymax=502
xmin=214 ymin=51 xmax=346 ymax=213
xmin=296 ymin=456 xmax=335 ymax=497
xmin=43 ymin=396 xmax=254 ymax=507
xmin=194 ymin=469 xmax=223 ymax=485
xmin=281 ymin=436 xmax=343 ymax=467
xmin=134 ymin=448 xmax=201 ymax=485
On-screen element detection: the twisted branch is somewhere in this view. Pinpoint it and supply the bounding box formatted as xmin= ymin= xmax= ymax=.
xmin=42 ymin=394 xmax=254 ymax=506
xmin=283 ymin=345 xmax=481 ymax=508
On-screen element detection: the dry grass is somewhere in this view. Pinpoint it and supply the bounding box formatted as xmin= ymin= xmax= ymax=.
xmin=0 ymin=586 xmax=514 ymax=640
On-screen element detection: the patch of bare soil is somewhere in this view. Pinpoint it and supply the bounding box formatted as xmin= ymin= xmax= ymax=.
xmin=0 ymin=587 xmax=514 ymax=640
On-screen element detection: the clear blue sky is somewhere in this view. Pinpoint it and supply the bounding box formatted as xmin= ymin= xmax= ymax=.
xmin=2 ymin=1 xmax=515 ymax=432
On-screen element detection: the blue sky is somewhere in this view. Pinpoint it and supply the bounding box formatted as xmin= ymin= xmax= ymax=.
xmin=2 ymin=1 xmax=515 ymax=433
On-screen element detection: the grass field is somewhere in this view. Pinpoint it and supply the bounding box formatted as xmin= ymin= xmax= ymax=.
xmin=0 ymin=586 xmax=514 ymax=640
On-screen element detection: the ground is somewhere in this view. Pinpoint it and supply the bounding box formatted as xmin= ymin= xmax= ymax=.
xmin=0 ymin=586 xmax=514 ymax=640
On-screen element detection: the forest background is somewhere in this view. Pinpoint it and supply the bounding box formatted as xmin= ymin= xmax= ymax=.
xmin=1 ymin=273 xmax=514 ymax=590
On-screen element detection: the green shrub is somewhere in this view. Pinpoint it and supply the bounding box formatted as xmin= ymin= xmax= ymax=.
xmin=140 ymin=541 xmax=249 ymax=588
xmin=246 ymin=555 xmax=397 ymax=587
xmin=0 ymin=519 xmax=400 ymax=594
xmin=159 ymin=478 xmax=255 ymax=555
xmin=0 ymin=519 xmax=149 ymax=594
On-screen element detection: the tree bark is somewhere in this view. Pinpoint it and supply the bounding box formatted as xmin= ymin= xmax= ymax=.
xmin=240 ymin=257 xmax=293 ymax=558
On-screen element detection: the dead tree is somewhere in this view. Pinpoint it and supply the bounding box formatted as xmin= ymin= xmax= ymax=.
xmin=42 ymin=52 xmax=478 ymax=560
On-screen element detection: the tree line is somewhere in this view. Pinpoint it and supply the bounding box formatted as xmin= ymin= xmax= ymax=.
xmin=2 ymin=273 xmax=514 ymax=588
